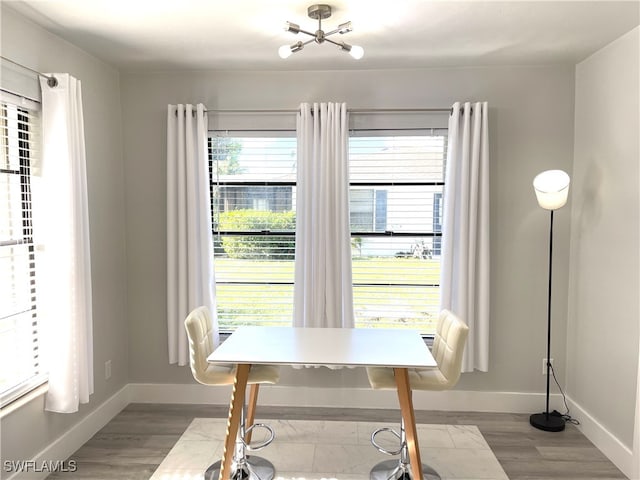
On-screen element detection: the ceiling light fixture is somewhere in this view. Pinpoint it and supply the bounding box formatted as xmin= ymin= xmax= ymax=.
xmin=279 ymin=4 xmax=364 ymax=60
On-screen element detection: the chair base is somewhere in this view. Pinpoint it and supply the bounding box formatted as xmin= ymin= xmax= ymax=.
xmin=204 ymin=456 xmax=275 ymax=480
xmin=370 ymin=459 xmax=441 ymax=480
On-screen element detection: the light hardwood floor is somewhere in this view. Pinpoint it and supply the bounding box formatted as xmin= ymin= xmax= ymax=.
xmin=47 ymin=404 xmax=628 ymax=480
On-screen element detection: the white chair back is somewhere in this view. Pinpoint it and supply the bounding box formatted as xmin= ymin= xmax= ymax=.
xmin=430 ymin=309 xmax=469 ymax=387
xmin=184 ymin=306 xmax=216 ymax=385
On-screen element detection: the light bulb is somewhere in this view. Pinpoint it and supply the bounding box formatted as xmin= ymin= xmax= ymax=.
xmin=278 ymin=44 xmax=293 ymax=59
xmin=349 ymin=45 xmax=364 ymax=60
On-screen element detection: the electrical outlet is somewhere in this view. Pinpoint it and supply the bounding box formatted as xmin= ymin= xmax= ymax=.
xmin=105 ymin=360 xmax=112 ymax=380
xmin=542 ymin=358 xmax=554 ymax=375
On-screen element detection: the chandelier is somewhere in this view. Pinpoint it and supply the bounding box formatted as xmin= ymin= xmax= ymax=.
xmin=278 ymin=4 xmax=364 ymax=60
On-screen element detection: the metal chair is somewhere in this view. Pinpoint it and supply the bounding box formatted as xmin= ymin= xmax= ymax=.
xmin=366 ymin=309 xmax=469 ymax=480
xmin=185 ymin=306 xmax=280 ymax=480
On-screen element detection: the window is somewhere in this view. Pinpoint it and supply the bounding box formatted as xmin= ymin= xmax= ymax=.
xmin=210 ymin=128 xmax=447 ymax=334
xmin=349 ymin=132 xmax=447 ymax=332
xmin=0 ymin=92 xmax=44 ymax=407
xmin=210 ymin=134 xmax=297 ymax=328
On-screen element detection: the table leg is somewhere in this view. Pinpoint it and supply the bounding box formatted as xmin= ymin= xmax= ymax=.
xmin=394 ymin=368 xmax=424 ymax=480
xmin=218 ymin=363 xmax=251 ymax=480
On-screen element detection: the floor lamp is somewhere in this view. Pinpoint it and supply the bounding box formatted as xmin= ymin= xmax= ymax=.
xmin=530 ymin=169 xmax=571 ymax=432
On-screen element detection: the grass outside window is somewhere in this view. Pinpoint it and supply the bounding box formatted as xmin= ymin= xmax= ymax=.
xmin=216 ymin=256 xmax=441 ymax=332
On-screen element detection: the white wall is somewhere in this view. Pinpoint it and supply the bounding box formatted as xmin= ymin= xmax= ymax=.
xmin=120 ymin=65 xmax=576 ymax=395
xmin=568 ymin=25 xmax=640 ymax=462
xmin=0 ymin=5 xmax=128 ymax=475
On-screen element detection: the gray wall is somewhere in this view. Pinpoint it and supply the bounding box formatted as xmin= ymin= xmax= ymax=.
xmin=120 ymin=66 xmax=576 ymax=392
xmin=0 ymin=5 xmax=128 ymax=472
xmin=15 ymin=0 xmax=640 ymax=468
xmin=568 ymin=26 xmax=639 ymax=450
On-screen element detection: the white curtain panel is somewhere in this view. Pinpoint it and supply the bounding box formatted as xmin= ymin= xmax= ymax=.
xmin=36 ymin=74 xmax=94 ymax=413
xmin=440 ymin=101 xmax=490 ymax=373
xmin=166 ymin=104 xmax=217 ymax=366
xmin=294 ymin=102 xmax=355 ymax=329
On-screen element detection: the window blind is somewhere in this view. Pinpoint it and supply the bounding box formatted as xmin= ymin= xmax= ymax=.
xmin=349 ymin=133 xmax=447 ymax=332
xmin=210 ymin=134 xmax=297 ymax=328
xmin=0 ymin=92 xmax=44 ymax=407
xmin=209 ymin=129 xmax=447 ymax=334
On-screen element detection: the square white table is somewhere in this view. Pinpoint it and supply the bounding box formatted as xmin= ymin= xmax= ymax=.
xmin=207 ymin=326 xmax=437 ymax=480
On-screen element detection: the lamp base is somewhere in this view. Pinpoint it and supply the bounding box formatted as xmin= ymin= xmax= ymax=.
xmin=530 ymin=412 xmax=565 ymax=432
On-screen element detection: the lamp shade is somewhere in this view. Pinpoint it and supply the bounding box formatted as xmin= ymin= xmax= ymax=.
xmin=533 ymin=169 xmax=570 ymax=210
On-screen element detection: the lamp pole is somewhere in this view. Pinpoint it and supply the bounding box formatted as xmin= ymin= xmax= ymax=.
xmin=545 ymin=209 xmax=554 ymax=416
xmin=530 ymin=169 xmax=570 ymax=432
xmin=530 ymin=208 xmax=565 ymax=432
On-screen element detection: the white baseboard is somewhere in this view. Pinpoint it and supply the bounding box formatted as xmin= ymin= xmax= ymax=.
xmin=129 ymin=382 xmax=562 ymax=414
xmin=567 ymin=395 xmax=636 ymax=480
xmin=6 ymin=386 xmax=130 ymax=480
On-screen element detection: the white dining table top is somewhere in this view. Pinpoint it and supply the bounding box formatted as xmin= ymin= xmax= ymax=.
xmin=207 ymin=326 xmax=437 ymax=369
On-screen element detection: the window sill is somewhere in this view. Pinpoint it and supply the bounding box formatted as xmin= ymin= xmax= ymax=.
xmin=0 ymin=382 xmax=48 ymax=419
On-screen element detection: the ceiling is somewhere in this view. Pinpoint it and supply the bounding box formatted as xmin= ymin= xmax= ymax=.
xmin=5 ymin=0 xmax=640 ymax=71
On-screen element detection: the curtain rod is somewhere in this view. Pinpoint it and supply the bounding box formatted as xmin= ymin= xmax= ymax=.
xmin=211 ymin=127 xmax=447 ymax=133
xmin=0 ymin=56 xmax=59 ymax=87
xmin=205 ymin=107 xmax=453 ymax=114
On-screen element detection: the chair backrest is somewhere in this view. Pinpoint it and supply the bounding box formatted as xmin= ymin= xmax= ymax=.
xmin=430 ymin=309 xmax=469 ymax=387
xmin=184 ymin=306 xmax=216 ymax=385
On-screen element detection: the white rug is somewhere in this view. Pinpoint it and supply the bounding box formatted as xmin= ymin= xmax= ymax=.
xmin=150 ymin=418 xmax=509 ymax=480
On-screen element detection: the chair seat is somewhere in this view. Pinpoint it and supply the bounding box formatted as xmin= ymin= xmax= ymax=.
xmin=198 ymin=363 xmax=280 ymax=386
xmin=366 ymin=366 xmax=451 ymax=391
xmin=246 ymin=364 xmax=280 ymax=384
